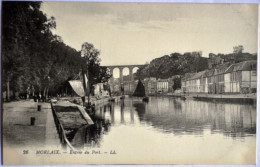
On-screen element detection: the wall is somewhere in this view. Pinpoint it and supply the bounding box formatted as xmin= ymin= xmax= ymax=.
xmin=205 ymin=78 xmax=208 ymax=93
xmin=157 ymin=81 xmax=168 ymax=93
xmin=250 ymin=71 xmax=257 ymax=88
xmin=224 ymin=73 xmax=231 ymax=93
xmin=241 ymin=70 xmax=257 ymax=91
xmin=231 ymin=82 xmax=239 ymax=93
xmin=242 ymin=71 xmax=250 ymax=82
xmin=196 ymin=79 xmax=200 ymax=93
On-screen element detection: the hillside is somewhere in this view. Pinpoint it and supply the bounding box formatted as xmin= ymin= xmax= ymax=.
xmin=135 ymin=51 xmax=257 ymax=80
xmin=135 ymin=52 xmax=208 ymax=79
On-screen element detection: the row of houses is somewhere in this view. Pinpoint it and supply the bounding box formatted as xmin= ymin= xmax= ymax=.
xmin=143 ymin=77 xmax=175 ymax=95
xmin=111 ymin=77 xmax=175 ymax=95
xmin=181 ymin=60 xmax=257 ymax=94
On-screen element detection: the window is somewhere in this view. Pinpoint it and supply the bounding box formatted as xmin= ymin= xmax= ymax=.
xmin=231 ymin=72 xmax=236 ymax=81
xmin=251 ymin=64 xmax=256 ymax=70
xmin=252 ymin=71 xmax=257 ymax=76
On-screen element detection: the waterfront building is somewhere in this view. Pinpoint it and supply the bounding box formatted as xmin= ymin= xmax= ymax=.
xmin=205 ymin=69 xmax=215 ymax=94
xmin=181 ymin=60 xmax=257 ymax=94
xmin=157 ymin=79 xmax=169 ymax=93
xmin=213 ymin=63 xmax=231 ymax=94
xmin=200 ymin=71 xmax=208 ymax=93
xmin=144 ymin=77 xmax=157 ymax=95
xmin=94 ymin=83 xmax=109 ymax=97
xmin=181 ymin=73 xmax=193 ymax=93
xmin=224 ymin=60 xmax=257 ymax=93
xmin=182 ymin=71 xmax=206 ymax=93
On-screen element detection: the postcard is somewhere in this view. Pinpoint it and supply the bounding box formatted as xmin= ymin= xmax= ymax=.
xmin=1 ymin=1 xmax=258 ymax=165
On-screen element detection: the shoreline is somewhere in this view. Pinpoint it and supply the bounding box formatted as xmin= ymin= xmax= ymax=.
xmin=164 ymin=92 xmax=257 ymax=104
xmin=165 ymin=92 xmax=257 ymax=99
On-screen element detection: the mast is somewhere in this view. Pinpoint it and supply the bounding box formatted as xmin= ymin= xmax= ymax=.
xmin=81 ymin=43 xmax=90 ymax=106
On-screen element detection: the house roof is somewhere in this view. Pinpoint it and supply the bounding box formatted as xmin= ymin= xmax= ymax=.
xmin=185 ymin=70 xmax=206 ymax=81
xmin=225 ymin=60 xmax=257 ymax=73
xmin=182 ymin=73 xmax=195 ymax=81
xmin=191 ymin=70 xmax=207 ymax=80
xmin=214 ymin=62 xmax=231 ymax=75
xmin=182 ymin=60 xmax=257 ymax=82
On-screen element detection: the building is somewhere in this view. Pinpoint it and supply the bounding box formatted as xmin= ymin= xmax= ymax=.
xmin=143 ymin=77 xmax=157 ymax=95
xmin=144 ymin=77 xmax=173 ymax=95
xmin=204 ymin=69 xmax=215 ymax=94
xmin=181 ymin=60 xmax=257 ymax=94
xmin=157 ymin=79 xmax=169 ymax=93
xmin=224 ymin=60 xmax=257 ymax=93
xmin=213 ymin=63 xmax=231 ymax=94
xmin=94 ymin=83 xmax=109 ymax=97
xmin=183 ymin=71 xmax=206 ymax=93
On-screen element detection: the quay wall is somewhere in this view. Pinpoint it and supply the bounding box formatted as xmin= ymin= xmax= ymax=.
xmin=165 ymin=92 xmax=256 ymax=101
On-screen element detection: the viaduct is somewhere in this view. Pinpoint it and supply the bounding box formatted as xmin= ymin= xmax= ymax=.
xmin=104 ymin=64 xmax=145 ymax=94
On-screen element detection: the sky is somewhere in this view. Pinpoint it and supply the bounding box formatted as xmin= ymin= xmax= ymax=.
xmin=41 ymin=2 xmax=258 ymax=66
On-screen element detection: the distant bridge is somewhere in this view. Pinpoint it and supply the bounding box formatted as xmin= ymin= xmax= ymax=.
xmin=104 ymin=64 xmax=146 ymax=94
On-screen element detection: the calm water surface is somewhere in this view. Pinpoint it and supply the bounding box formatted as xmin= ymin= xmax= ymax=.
xmin=69 ymin=97 xmax=256 ymax=164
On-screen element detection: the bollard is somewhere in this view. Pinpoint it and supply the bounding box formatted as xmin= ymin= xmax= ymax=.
xmin=37 ymin=105 xmax=41 ymax=111
xmin=30 ymin=117 xmax=35 ymax=126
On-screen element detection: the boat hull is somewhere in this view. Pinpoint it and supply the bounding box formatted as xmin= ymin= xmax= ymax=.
xmin=131 ymin=96 xmax=149 ymax=102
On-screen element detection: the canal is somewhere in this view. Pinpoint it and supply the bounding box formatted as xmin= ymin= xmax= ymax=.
xmin=68 ymin=97 xmax=256 ymax=164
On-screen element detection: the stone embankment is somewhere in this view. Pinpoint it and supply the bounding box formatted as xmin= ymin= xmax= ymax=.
xmin=3 ymin=100 xmax=60 ymax=148
xmin=2 ymin=96 xmax=110 ymax=151
xmin=165 ymin=92 xmax=256 ymax=103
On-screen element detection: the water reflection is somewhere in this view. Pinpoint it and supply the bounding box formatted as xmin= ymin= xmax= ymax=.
xmin=144 ymin=97 xmax=256 ymax=138
xmin=67 ymin=97 xmax=256 ymax=149
xmin=120 ymin=101 xmax=125 ymax=124
xmin=67 ymin=104 xmax=112 ymax=149
xmin=133 ymin=102 xmax=146 ymax=121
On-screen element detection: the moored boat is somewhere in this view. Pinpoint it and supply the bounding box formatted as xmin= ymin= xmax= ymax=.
xmin=108 ymin=97 xmax=115 ymax=102
xmin=132 ymin=79 xmax=149 ymax=102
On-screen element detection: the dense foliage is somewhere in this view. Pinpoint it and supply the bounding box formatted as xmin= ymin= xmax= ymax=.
xmin=2 ymin=1 xmax=110 ymax=99
xmin=135 ymin=49 xmax=257 ymax=80
xmin=172 ymin=77 xmax=181 ymax=92
xmin=209 ymin=52 xmax=257 ymax=63
xmin=135 ymin=52 xmax=208 ymax=79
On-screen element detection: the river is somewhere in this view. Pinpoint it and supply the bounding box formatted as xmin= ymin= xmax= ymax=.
xmin=68 ymin=96 xmax=256 ymax=164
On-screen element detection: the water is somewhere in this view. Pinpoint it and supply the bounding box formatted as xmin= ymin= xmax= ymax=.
xmin=68 ymin=97 xmax=256 ymax=164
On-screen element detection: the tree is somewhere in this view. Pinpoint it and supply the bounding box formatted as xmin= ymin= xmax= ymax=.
xmin=81 ymin=42 xmax=111 ymax=90
xmin=172 ymin=77 xmax=181 ymax=92
xmin=233 ymin=45 xmax=244 ymax=54
xmin=2 ymin=1 xmax=55 ymax=99
xmin=2 ymin=2 xmax=111 ymax=100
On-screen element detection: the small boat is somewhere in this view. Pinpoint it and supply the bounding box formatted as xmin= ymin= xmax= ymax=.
xmin=181 ymin=96 xmax=193 ymax=100
xmin=142 ymin=96 xmax=149 ymax=102
xmin=69 ymin=76 xmax=96 ymax=115
xmin=180 ymin=96 xmax=186 ymax=100
xmin=132 ymin=79 xmax=149 ymax=102
xmin=108 ymin=97 xmax=115 ymax=102
xmin=85 ymin=102 xmax=95 ymax=115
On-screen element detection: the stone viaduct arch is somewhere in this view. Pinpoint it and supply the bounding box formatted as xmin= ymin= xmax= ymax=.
xmin=105 ymin=64 xmax=145 ymax=94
